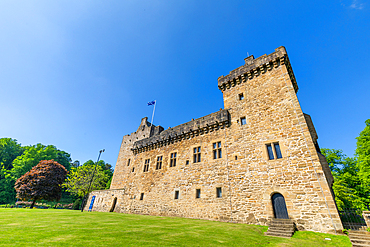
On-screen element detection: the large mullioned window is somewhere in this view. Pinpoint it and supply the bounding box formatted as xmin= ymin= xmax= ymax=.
xmin=156 ymin=156 xmax=162 ymax=170
xmin=213 ymin=142 xmax=222 ymax=159
xmin=193 ymin=147 xmax=201 ymax=163
xmin=143 ymin=159 xmax=150 ymax=172
xmin=170 ymin=152 xmax=177 ymax=167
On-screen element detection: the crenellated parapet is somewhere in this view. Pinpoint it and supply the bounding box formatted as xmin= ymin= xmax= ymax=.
xmin=132 ymin=109 xmax=230 ymax=154
xmin=218 ymin=46 xmax=298 ymax=93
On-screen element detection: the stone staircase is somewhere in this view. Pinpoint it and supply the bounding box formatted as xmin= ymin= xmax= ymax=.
xmin=264 ymin=218 xmax=296 ymax=238
xmin=348 ymin=231 xmax=370 ymax=247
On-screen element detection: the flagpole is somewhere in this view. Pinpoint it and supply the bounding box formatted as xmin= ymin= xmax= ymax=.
xmin=151 ymin=100 xmax=156 ymax=126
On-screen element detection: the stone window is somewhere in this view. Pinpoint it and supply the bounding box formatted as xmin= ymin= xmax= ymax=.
xmin=193 ymin=147 xmax=201 ymax=163
xmin=127 ymin=159 xmax=131 ymax=166
xmin=143 ymin=159 xmax=150 ymax=172
xmin=266 ymin=142 xmax=283 ymax=160
xmin=140 ymin=193 xmax=144 ymax=200
xmin=196 ymin=189 xmax=201 ymax=199
xmin=213 ymin=141 xmax=222 ymax=159
xmin=156 ymin=156 xmax=162 ymax=170
xmin=240 ymin=117 xmax=247 ymax=126
xmin=216 ymin=187 xmax=222 ymax=198
xmin=132 ymin=167 xmax=135 ymax=172
xmin=170 ymin=152 xmax=177 ymax=167
xmin=239 ymin=93 xmax=244 ymax=100
xmin=235 ymin=155 xmax=238 ymax=160
xmin=186 ymin=160 xmax=189 ymax=165
xmin=174 ymin=190 xmax=179 ymax=200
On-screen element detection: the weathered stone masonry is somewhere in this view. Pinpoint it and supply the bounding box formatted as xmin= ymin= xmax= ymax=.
xmin=85 ymin=46 xmax=343 ymax=233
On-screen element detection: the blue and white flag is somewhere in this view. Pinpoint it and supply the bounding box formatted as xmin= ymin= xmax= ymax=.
xmin=147 ymin=100 xmax=156 ymax=106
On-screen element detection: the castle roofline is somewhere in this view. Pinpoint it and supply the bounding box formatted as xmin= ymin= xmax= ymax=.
xmin=132 ymin=109 xmax=230 ymax=154
xmin=218 ymin=46 xmax=298 ymax=93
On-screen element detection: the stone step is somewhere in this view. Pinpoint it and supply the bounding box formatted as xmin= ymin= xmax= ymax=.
xmin=268 ymin=223 xmax=295 ymax=229
xmin=264 ymin=231 xmax=292 ymax=238
xmin=351 ymin=238 xmax=370 ymax=245
xmin=266 ymin=229 xmax=293 ymax=235
xmin=352 ymin=243 xmax=370 ymax=247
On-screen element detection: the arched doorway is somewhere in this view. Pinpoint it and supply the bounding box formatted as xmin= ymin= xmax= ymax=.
xmin=272 ymin=193 xmax=289 ymax=219
xmin=109 ymin=197 xmax=117 ymax=212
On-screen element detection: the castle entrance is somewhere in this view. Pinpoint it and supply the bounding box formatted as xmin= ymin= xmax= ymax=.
xmin=109 ymin=197 xmax=117 ymax=212
xmin=272 ymin=193 xmax=289 ymax=219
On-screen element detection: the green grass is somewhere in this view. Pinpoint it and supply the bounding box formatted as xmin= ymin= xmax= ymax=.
xmin=0 ymin=208 xmax=351 ymax=246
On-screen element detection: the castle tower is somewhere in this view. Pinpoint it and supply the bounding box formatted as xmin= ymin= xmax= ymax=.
xmin=85 ymin=47 xmax=343 ymax=233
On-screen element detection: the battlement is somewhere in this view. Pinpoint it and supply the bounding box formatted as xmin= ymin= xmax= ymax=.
xmin=132 ymin=109 xmax=229 ymax=154
xmin=218 ymin=46 xmax=298 ymax=93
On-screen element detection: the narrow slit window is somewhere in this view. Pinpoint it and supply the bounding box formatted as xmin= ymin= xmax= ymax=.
xmin=140 ymin=193 xmax=144 ymax=200
xmin=174 ymin=190 xmax=179 ymax=200
xmin=196 ymin=189 xmax=201 ymax=199
xmin=132 ymin=167 xmax=135 ymax=173
xmin=170 ymin=152 xmax=177 ymax=167
xmin=216 ymin=187 xmax=222 ymax=198
xmin=240 ymin=117 xmax=247 ymax=126
xmin=239 ymin=93 xmax=244 ymax=100
xmin=186 ymin=160 xmax=189 ymax=165
xmin=193 ymin=147 xmax=201 ymax=163
xmin=213 ymin=142 xmax=222 ymax=159
xmin=127 ymin=159 xmax=131 ymax=166
xmin=156 ymin=156 xmax=162 ymax=170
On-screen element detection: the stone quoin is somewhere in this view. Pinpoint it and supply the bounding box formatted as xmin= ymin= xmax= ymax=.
xmin=85 ymin=46 xmax=343 ymax=233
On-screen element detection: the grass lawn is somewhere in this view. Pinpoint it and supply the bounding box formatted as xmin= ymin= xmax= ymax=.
xmin=0 ymin=208 xmax=351 ymax=246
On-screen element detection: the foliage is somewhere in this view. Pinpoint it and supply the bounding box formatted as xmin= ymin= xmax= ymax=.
xmin=11 ymin=143 xmax=71 ymax=179
xmin=63 ymin=162 xmax=109 ymax=197
xmin=0 ymin=209 xmax=352 ymax=247
xmin=321 ymin=148 xmax=369 ymax=210
xmin=356 ymin=119 xmax=370 ymax=189
xmin=0 ymin=138 xmax=25 ymax=170
xmin=72 ymin=198 xmax=82 ymax=210
xmin=14 ymin=160 xmax=68 ymax=208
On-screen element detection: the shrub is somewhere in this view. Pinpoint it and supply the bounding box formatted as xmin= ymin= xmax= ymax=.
xmin=73 ymin=198 xmax=81 ymax=210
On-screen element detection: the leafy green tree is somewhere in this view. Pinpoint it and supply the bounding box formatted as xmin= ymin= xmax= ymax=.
xmin=14 ymin=160 xmax=68 ymax=208
xmin=0 ymin=138 xmax=25 ymax=204
xmin=11 ymin=144 xmax=71 ymax=179
xmin=321 ymin=148 xmax=369 ymax=210
xmin=356 ymin=119 xmax=370 ymax=187
xmin=63 ymin=162 xmax=109 ymax=198
xmin=0 ymin=138 xmax=25 ymax=170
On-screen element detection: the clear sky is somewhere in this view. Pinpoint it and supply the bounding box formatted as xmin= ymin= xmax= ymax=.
xmin=1 ymin=1 xmax=369 ymax=167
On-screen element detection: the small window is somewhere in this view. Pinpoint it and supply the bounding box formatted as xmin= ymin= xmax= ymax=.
xmin=186 ymin=160 xmax=189 ymax=165
xmin=235 ymin=155 xmax=238 ymax=160
xmin=239 ymin=93 xmax=244 ymax=100
xmin=174 ymin=190 xmax=179 ymax=199
xmin=143 ymin=159 xmax=150 ymax=172
xmin=213 ymin=142 xmax=222 ymax=159
xmin=127 ymin=159 xmax=131 ymax=166
xmin=156 ymin=156 xmax=162 ymax=170
xmin=196 ymin=189 xmax=201 ymax=199
xmin=193 ymin=147 xmax=201 ymax=163
xmin=216 ymin=187 xmax=222 ymax=198
xmin=132 ymin=167 xmax=135 ymax=172
xmin=240 ymin=117 xmax=247 ymax=126
xmin=266 ymin=142 xmax=283 ymax=160
xmin=140 ymin=193 xmax=144 ymax=200
xmin=170 ymin=152 xmax=177 ymax=167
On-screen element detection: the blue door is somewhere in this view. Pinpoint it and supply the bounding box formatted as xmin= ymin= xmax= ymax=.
xmin=272 ymin=193 xmax=289 ymax=219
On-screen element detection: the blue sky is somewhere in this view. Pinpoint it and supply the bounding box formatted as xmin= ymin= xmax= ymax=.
xmin=0 ymin=1 xmax=369 ymax=167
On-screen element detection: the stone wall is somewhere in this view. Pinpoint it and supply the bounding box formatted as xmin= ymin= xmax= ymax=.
xmin=85 ymin=46 xmax=343 ymax=233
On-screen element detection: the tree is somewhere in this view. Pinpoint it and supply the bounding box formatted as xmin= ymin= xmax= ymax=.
xmin=356 ymin=119 xmax=370 ymax=187
xmin=11 ymin=144 xmax=71 ymax=179
xmin=63 ymin=162 xmax=109 ymax=198
xmin=0 ymin=138 xmax=25 ymax=204
xmin=0 ymin=138 xmax=25 ymax=170
xmin=14 ymin=160 xmax=68 ymax=208
xmin=321 ymin=148 xmax=369 ymax=210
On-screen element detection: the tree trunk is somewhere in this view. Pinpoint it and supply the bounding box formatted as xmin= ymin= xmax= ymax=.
xmin=30 ymin=198 xmax=36 ymax=209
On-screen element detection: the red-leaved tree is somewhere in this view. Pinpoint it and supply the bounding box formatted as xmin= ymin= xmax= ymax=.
xmin=14 ymin=160 xmax=68 ymax=208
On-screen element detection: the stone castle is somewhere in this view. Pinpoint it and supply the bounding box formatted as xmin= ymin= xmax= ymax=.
xmin=85 ymin=46 xmax=343 ymax=233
